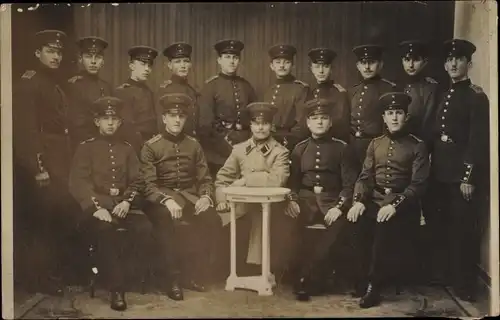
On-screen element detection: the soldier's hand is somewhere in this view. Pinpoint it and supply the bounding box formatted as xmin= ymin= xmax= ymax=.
xmin=112 ymin=201 xmax=131 ymax=219
xmin=165 ymin=199 xmax=183 ymax=219
xmin=35 ymin=171 xmax=51 ymax=187
xmin=377 ymin=204 xmax=396 ymax=223
xmin=460 ymin=183 xmax=475 ymax=201
xmin=284 ymin=201 xmax=300 ymax=218
xmin=231 ymin=178 xmax=246 ymax=187
xmin=347 ymin=202 xmax=365 ymax=223
xmin=324 ymin=207 xmax=343 ymax=226
xmin=93 ymin=208 xmax=113 ymax=223
xmin=216 ymin=202 xmax=230 ymax=213
xmin=195 ymin=197 xmax=212 ymax=215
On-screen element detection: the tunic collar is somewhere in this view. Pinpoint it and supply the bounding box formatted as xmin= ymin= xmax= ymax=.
xmin=451 ymin=78 xmax=471 ymax=89
xmin=275 ymin=74 xmax=296 ymax=84
xmin=245 ymin=137 xmax=276 ymax=155
xmin=162 ymin=130 xmax=185 ymax=143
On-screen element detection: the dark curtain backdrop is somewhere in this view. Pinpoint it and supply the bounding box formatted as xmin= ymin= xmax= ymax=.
xmin=72 ymin=2 xmax=455 ymax=97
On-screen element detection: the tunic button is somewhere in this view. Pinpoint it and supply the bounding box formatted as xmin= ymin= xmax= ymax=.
xmin=358 ymin=105 xmax=362 ymax=109
xmin=316 ymin=175 xmax=320 ymax=179
xmin=390 ymin=141 xmax=394 ymax=144
xmin=359 ymin=98 xmax=363 ymax=102
xmin=315 ymin=165 xmax=319 ymax=169
xmin=110 ymin=156 xmax=114 ymax=159
xmin=112 ymin=162 xmax=115 ymax=165
xmin=444 ymin=109 xmax=448 ymax=112
xmin=112 ymin=176 xmax=116 ymax=179
xmin=441 ymin=124 xmax=445 ymax=128
xmin=112 ymin=169 xmax=115 ymax=172
xmin=277 ymin=85 xmax=281 ymax=88
xmin=357 ymin=113 xmax=361 ymax=116
xmin=361 ymin=92 xmax=365 ymax=95
xmin=451 ymin=89 xmax=455 ymax=93
xmin=357 ymin=120 xmax=361 ymax=123
xmin=388 ymin=154 xmax=392 ymax=157
xmin=110 ymin=149 xmax=113 ymax=153
xmin=316 ymin=152 xmax=320 ymax=156
xmin=389 ymin=147 xmax=393 ymax=150
xmin=316 ymin=158 xmax=320 ymax=163
xmin=442 ymin=116 xmax=445 ymax=120
xmin=364 ymin=86 xmax=368 ymax=89
xmin=445 ymin=102 xmax=449 ymax=105
xmin=447 ymin=95 xmax=451 ymax=98
xmin=272 ymin=96 xmax=276 ymax=99
xmin=275 ymin=90 xmax=279 ymax=94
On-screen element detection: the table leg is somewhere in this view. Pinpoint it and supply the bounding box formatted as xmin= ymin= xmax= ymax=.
xmin=225 ymin=202 xmax=237 ymax=291
xmin=259 ymin=203 xmax=273 ymax=296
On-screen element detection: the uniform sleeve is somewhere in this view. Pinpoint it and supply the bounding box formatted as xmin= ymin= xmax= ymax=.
xmin=68 ymin=144 xmax=100 ymax=213
xmin=338 ymin=144 xmax=358 ymax=208
xmin=245 ymin=148 xmax=291 ymax=187
xmin=291 ymin=85 xmax=310 ymax=141
xmin=122 ymin=146 xmax=142 ymax=206
xmin=198 ymin=82 xmax=216 ymax=136
xmin=353 ymin=140 xmax=375 ymax=203
xmin=140 ymin=143 xmax=173 ymax=204
xmin=287 ymin=146 xmax=303 ymax=202
xmin=420 ymin=84 xmax=440 ymax=147
xmin=194 ymin=142 xmax=215 ymax=201
xmin=214 ymin=149 xmax=241 ymax=203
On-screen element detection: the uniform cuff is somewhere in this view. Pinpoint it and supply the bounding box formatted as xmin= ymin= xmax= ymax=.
xmin=201 ymin=194 xmax=214 ymax=207
xmin=157 ymin=192 xmax=171 ymax=205
xmin=390 ymin=194 xmax=406 ymax=209
xmin=90 ymin=196 xmax=102 ymax=211
xmin=124 ymin=191 xmax=138 ymax=203
xmin=460 ymin=162 xmax=473 ymax=184
xmin=287 ymin=191 xmax=299 ymax=202
xmin=353 ymin=193 xmax=363 ymax=203
xmin=334 ymin=196 xmax=347 ymax=211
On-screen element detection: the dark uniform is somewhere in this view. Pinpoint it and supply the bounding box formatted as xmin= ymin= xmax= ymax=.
xmin=198 ymin=40 xmax=257 ymax=172
xmin=289 ymin=99 xmax=358 ymax=299
xmin=13 ymin=30 xmax=80 ymax=292
xmin=69 ymin=97 xmax=151 ymax=311
xmin=157 ymin=42 xmax=199 ymax=137
xmin=307 ymin=48 xmax=350 ymax=142
xmin=114 ymin=46 xmax=159 ymax=152
xmin=347 ymin=92 xmax=430 ymax=308
xmin=348 ymin=44 xmax=398 ymax=169
xmin=141 ymin=93 xmax=222 ymax=300
xmin=65 ymin=36 xmax=112 ymax=145
xmin=398 ymin=40 xmax=440 ymax=145
xmin=264 ymin=44 xmax=310 ymax=150
xmin=426 ymin=39 xmax=490 ymax=300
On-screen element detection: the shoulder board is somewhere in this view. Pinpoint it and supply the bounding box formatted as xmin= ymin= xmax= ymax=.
xmin=331 ymin=137 xmax=347 ymax=145
xmin=80 ymin=137 xmax=95 ymax=144
xmin=425 ymin=77 xmax=438 ymax=84
xmin=409 ymin=134 xmax=423 ymax=143
xmin=333 ymin=83 xmax=346 ymax=92
xmin=205 ymin=75 xmax=219 ymax=84
xmin=381 ymin=79 xmax=397 ymax=87
xmin=116 ymin=83 xmax=131 ymax=90
xmin=21 ymin=70 xmax=36 ymax=80
xmin=295 ymin=137 xmax=311 ymax=148
xmin=294 ymin=79 xmax=309 ymax=87
xmin=145 ymin=134 xmax=162 ymax=145
xmin=123 ymin=141 xmax=133 ymax=147
xmin=186 ymin=135 xmax=198 ymax=142
xmin=373 ymin=134 xmax=386 ymax=141
xmin=160 ymin=79 xmax=172 ymax=89
xmin=470 ymin=84 xmax=484 ymax=94
xmin=67 ymin=75 xmax=83 ymax=84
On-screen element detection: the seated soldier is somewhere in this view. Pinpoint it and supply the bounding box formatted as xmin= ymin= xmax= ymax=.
xmin=215 ymin=102 xmax=294 ymax=278
xmin=140 ymin=93 xmax=222 ymax=301
xmin=286 ymin=98 xmax=358 ymax=302
xmin=69 ymin=96 xmax=153 ymax=311
xmin=345 ymin=92 xmax=430 ymax=308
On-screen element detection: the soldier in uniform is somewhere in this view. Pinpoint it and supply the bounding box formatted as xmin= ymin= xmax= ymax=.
xmin=263 ymin=44 xmax=310 ymax=150
xmin=426 ymin=39 xmax=489 ymax=301
xmin=198 ymin=39 xmax=257 ymax=176
xmin=307 ymin=48 xmax=350 ymax=142
xmin=141 ymin=93 xmax=222 ymax=300
xmin=13 ymin=30 xmax=80 ymax=294
xmin=69 ymin=96 xmax=152 ymax=311
xmin=215 ymin=102 xmax=292 ymax=278
xmin=157 ymin=42 xmax=198 ymax=137
xmin=286 ymin=98 xmax=358 ymax=301
xmin=66 ymin=36 xmax=112 ymax=146
xmin=345 ymin=92 xmax=430 ymax=308
xmin=348 ymin=44 xmax=398 ymax=170
xmin=398 ymin=40 xmax=440 ymax=145
xmin=114 ymin=46 xmax=159 ymax=153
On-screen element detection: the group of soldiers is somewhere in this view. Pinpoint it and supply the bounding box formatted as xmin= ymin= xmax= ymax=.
xmin=12 ymin=28 xmax=490 ymax=311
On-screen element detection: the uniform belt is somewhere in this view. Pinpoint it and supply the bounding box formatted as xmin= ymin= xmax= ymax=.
xmin=374 ymin=185 xmax=405 ymax=195
xmin=96 ymin=186 xmax=122 ymax=196
xmin=301 ymin=186 xmax=335 ymax=193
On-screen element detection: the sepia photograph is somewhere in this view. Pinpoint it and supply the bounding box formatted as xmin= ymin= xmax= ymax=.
xmin=1 ymin=1 xmax=498 ymax=318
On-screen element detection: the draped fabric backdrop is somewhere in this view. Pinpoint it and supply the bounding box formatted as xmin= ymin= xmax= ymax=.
xmin=72 ymin=2 xmax=454 ymax=97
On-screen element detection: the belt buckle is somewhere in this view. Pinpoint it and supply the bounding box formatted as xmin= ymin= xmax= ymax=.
xmin=355 ymin=131 xmax=362 ymax=138
xmin=313 ymin=186 xmax=323 ymax=194
xmin=173 ymin=188 xmax=180 ymax=192
xmin=235 ymin=123 xmax=243 ymax=130
xmin=384 ymin=187 xmax=392 ymax=195
xmin=440 ymin=134 xmax=449 ymax=142
xmin=110 ymin=188 xmax=120 ymax=196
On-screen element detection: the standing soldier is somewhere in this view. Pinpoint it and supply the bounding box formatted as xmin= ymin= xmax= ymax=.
xmin=114 ymin=46 xmax=159 ymax=153
xmin=426 ymin=39 xmax=489 ymax=302
xmin=157 ymin=42 xmax=198 ymax=137
xmin=348 ymin=44 xmax=398 ymax=170
xmin=198 ymin=39 xmax=257 ymax=176
xmin=13 ymin=30 xmax=79 ymax=295
xmin=398 ymin=40 xmax=440 ymax=145
xmin=66 ymin=36 xmax=112 ymax=146
xmin=263 ymin=44 xmax=309 ymax=150
xmin=307 ymin=48 xmax=350 ymax=142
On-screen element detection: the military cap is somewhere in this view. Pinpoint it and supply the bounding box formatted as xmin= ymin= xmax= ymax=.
xmin=399 ymin=40 xmax=429 ymax=59
xmin=268 ymin=44 xmax=297 ymax=60
xmin=128 ymin=46 xmax=158 ymax=64
xmin=159 ymin=93 xmax=194 ymax=115
xmin=92 ymin=96 xmax=124 ymax=118
xmin=304 ymin=98 xmax=333 ymax=117
xmin=35 ymin=29 xmax=66 ymax=50
xmin=352 ymin=44 xmax=384 ymax=61
xmin=163 ymin=42 xmax=192 ymax=60
xmin=214 ymin=39 xmax=244 ymax=55
xmin=246 ymin=102 xmax=277 ymax=122
xmin=308 ymin=48 xmax=337 ymax=64
xmin=77 ymin=36 xmax=108 ymax=54
xmin=443 ymin=39 xmax=476 ymax=60
xmin=379 ymin=92 xmax=412 ymax=113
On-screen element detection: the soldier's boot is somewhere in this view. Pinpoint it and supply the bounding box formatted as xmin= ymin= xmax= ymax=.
xmin=351 ymin=281 xmax=367 ymax=298
xmin=295 ymin=277 xmax=312 ymax=302
xmin=359 ymin=283 xmax=382 ymax=309
xmin=167 ymin=279 xmax=184 ymax=301
xmin=110 ymin=291 xmax=127 ymax=311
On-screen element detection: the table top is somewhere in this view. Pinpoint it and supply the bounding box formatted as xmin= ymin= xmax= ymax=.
xmin=222 ymin=187 xmax=291 ymax=203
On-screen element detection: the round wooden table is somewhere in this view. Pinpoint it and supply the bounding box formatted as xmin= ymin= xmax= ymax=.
xmin=222 ymin=186 xmax=290 ymax=296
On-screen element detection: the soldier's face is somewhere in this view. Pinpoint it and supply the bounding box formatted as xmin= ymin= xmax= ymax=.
xmin=250 ymin=118 xmax=272 ymax=140
xmin=35 ymin=46 xmax=63 ymax=69
xmin=306 ymin=114 xmax=332 ymax=136
xmin=168 ymin=57 xmax=192 ymax=78
xmin=356 ymin=59 xmax=383 ymax=79
xmin=80 ymin=53 xmax=104 ymax=75
xmin=310 ymin=62 xmax=332 ymax=83
xmin=217 ymin=54 xmax=240 ymax=74
xmin=402 ymin=56 xmax=427 ymax=76
xmin=270 ymin=58 xmax=293 ymax=78
xmin=94 ymin=116 xmax=122 ymax=136
xmin=444 ymin=56 xmax=470 ymax=81
xmin=130 ymin=60 xmax=153 ymax=81
xmin=163 ymin=112 xmax=187 ymax=135
xmin=383 ymin=109 xmax=408 ymax=133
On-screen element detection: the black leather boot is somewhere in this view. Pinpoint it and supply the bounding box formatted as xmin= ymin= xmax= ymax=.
xmin=110 ymin=291 xmax=127 ymax=311
xmin=359 ymin=283 xmax=381 ymax=308
xmin=167 ymin=279 xmax=184 ymax=301
xmin=351 ymin=281 xmax=367 ymax=298
xmin=295 ymin=277 xmax=311 ymax=302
